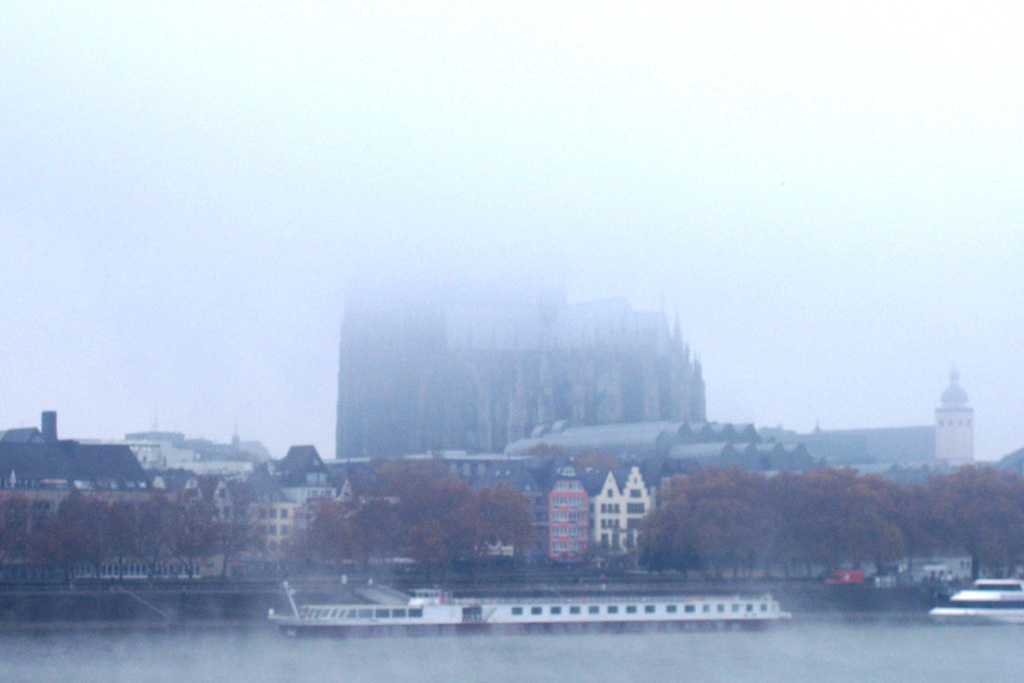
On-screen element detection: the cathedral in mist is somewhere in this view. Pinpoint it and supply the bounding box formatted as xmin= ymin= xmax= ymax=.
xmin=335 ymin=284 xmax=706 ymax=459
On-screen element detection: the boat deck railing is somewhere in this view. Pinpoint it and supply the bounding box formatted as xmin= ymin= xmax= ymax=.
xmin=296 ymin=593 xmax=780 ymax=610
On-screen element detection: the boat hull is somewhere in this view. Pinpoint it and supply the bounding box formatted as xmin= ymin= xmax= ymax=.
xmin=273 ymin=618 xmax=778 ymax=637
xmin=929 ymin=607 xmax=1024 ymax=624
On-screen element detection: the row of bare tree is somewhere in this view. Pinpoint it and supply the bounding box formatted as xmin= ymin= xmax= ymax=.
xmin=6 ymin=461 xmax=1022 ymax=582
xmin=294 ymin=460 xmax=533 ymax=572
xmin=0 ymin=487 xmax=253 ymax=580
xmin=641 ymin=466 xmax=1024 ymax=578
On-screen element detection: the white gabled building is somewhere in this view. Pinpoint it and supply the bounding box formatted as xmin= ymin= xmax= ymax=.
xmin=586 ymin=466 xmax=653 ymax=553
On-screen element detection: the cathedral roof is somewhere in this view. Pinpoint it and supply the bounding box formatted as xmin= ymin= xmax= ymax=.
xmin=442 ymin=297 xmax=673 ymax=352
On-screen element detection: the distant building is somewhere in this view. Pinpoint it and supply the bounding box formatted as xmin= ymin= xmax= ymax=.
xmin=546 ymin=462 xmax=588 ymax=562
xmin=506 ymin=420 xmax=813 ymax=473
xmin=584 ymin=466 xmax=652 ymax=553
xmin=935 ymin=368 xmax=973 ymax=466
xmin=0 ymin=412 xmax=151 ymax=520
xmin=336 ymin=290 xmax=706 ymax=459
xmin=765 ymin=425 xmax=936 ymax=467
xmin=763 ymin=369 xmax=974 ymax=468
xmin=123 ymin=428 xmax=270 ymax=475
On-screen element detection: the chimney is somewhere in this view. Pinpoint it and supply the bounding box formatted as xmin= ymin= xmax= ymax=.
xmin=41 ymin=411 xmax=57 ymax=443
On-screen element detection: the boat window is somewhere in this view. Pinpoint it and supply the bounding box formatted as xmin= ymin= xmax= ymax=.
xmin=588 ymin=606 xmax=600 ymax=614
xmin=731 ymin=604 xmax=740 ymax=613
xmin=717 ymin=604 xmax=725 ymax=613
xmin=684 ymin=605 xmax=695 ymax=613
xmin=702 ymin=604 xmax=710 ymax=613
xmin=760 ymin=604 xmax=768 ymax=612
xmin=345 ymin=610 xmax=357 ymax=618
xmin=746 ymin=604 xmax=754 ymax=612
xmin=393 ymin=609 xmax=407 ymax=618
xmin=626 ymin=605 xmax=637 ymax=614
xmin=667 ymin=605 xmax=678 ymax=613
xmin=645 ymin=605 xmax=655 ymax=614
xmin=409 ymin=609 xmax=423 ymax=618
xmin=550 ymin=606 xmax=562 ymax=615
xmin=329 ymin=609 xmax=339 ymax=618
xmin=977 ymin=583 xmax=1023 ymax=591
xmin=358 ymin=609 xmax=373 ymax=618
xmin=570 ymin=606 xmax=581 ymax=615
xmin=953 ymin=600 xmax=1024 ymax=609
xmin=375 ymin=609 xmax=389 ymax=618
xmin=512 ymin=607 xmax=523 ymax=615
xmin=608 ymin=606 xmax=619 ymax=614
xmin=531 ymin=607 xmax=542 ymax=615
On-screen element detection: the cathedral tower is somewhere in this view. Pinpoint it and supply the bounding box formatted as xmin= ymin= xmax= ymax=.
xmin=935 ymin=368 xmax=973 ymax=465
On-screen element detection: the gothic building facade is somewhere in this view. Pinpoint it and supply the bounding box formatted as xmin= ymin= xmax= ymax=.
xmin=336 ymin=291 xmax=706 ymax=459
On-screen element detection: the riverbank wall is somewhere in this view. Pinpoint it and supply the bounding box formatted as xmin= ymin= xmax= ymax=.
xmin=0 ymin=575 xmax=945 ymax=629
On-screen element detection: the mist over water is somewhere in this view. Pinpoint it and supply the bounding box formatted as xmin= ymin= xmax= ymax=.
xmin=4 ymin=620 xmax=1021 ymax=682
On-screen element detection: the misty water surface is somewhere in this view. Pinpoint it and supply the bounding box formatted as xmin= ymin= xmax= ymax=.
xmin=3 ymin=619 xmax=1022 ymax=682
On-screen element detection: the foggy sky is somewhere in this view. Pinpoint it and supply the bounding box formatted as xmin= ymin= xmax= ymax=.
xmin=2 ymin=2 xmax=1022 ymax=460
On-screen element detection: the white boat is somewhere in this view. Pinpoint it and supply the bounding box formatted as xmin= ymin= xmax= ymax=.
xmin=929 ymin=579 xmax=1024 ymax=623
xmin=269 ymin=584 xmax=791 ymax=636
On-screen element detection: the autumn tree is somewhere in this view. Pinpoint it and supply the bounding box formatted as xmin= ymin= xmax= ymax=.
xmin=164 ymin=492 xmax=218 ymax=577
xmin=30 ymin=492 xmax=111 ymax=581
xmin=640 ymin=469 xmax=768 ymax=577
xmin=928 ymin=466 xmax=1024 ymax=577
xmin=399 ymin=477 xmax=478 ymax=570
xmin=0 ymin=495 xmax=32 ymax=570
xmin=475 ymin=483 xmax=533 ymax=558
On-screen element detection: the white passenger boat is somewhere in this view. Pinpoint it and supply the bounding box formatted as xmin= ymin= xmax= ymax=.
xmin=269 ymin=585 xmax=791 ymax=636
xmin=929 ymin=579 xmax=1024 ymax=623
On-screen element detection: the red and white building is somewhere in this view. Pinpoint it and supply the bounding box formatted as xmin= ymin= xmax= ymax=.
xmin=547 ymin=463 xmax=588 ymax=561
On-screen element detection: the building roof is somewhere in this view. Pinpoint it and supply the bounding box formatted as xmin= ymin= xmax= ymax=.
xmin=506 ymin=420 xmax=762 ymax=460
xmin=0 ymin=441 xmax=148 ymax=489
xmin=505 ymin=421 xmax=680 ymax=459
xmin=770 ymin=426 xmax=935 ymax=466
xmin=941 ymin=369 xmax=970 ymax=407
xmin=0 ymin=428 xmax=45 ymax=444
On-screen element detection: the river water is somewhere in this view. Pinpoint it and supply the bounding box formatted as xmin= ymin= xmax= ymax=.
xmin=2 ymin=617 xmax=1020 ymax=682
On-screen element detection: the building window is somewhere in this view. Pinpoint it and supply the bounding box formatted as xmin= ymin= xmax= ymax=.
xmin=630 ymin=489 xmax=642 ymax=498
